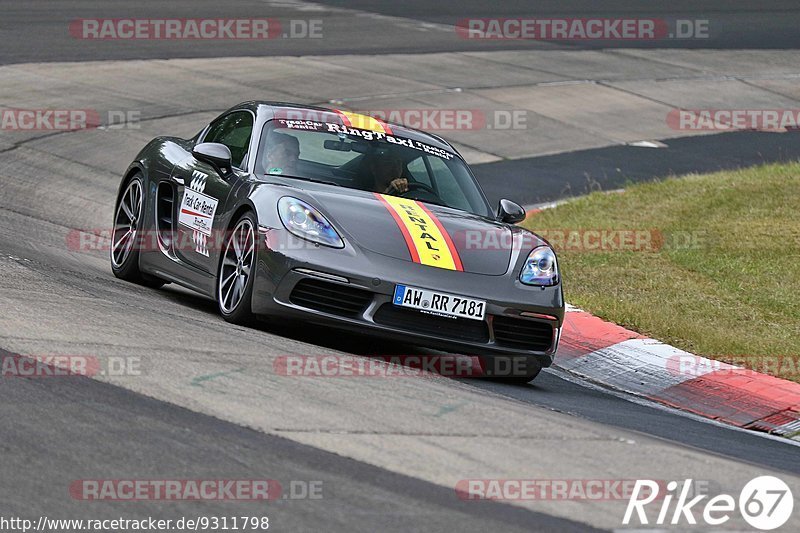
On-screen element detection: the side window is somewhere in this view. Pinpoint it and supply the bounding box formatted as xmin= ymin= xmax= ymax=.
xmin=202 ymin=117 xmax=229 ymax=145
xmin=203 ymin=111 xmax=254 ymax=169
xmin=429 ymin=157 xmax=471 ymax=211
xmin=407 ymin=156 xmax=432 ymax=186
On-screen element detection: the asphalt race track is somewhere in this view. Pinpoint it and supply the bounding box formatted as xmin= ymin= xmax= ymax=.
xmin=4 ymin=0 xmax=800 ymax=64
xmin=2 ymin=1 xmax=800 ymax=531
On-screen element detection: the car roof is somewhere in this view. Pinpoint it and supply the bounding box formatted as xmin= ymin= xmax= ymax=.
xmin=227 ymin=101 xmax=456 ymax=153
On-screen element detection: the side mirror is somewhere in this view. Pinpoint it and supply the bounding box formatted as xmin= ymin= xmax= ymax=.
xmin=497 ymin=199 xmax=526 ymax=224
xmin=192 ymin=142 xmax=232 ymax=173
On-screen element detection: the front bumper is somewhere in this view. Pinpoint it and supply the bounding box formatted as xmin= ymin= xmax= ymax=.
xmin=251 ymin=229 xmax=565 ymax=366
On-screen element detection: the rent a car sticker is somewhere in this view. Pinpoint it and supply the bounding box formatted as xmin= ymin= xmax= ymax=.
xmin=178 ymin=189 xmax=218 ymax=236
xmin=375 ymin=193 xmax=463 ymax=271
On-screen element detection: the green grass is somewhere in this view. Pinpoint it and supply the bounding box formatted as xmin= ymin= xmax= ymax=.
xmin=523 ymin=162 xmax=800 ymax=381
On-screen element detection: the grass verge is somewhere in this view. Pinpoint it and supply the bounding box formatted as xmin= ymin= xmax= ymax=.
xmin=523 ymin=162 xmax=800 ymax=382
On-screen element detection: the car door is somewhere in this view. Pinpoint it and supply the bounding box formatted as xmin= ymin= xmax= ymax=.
xmin=172 ymin=110 xmax=254 ymax=273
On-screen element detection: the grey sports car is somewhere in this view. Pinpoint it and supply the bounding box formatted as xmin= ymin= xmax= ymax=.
xmin=111 ymin=102 xmax=564 ymax=382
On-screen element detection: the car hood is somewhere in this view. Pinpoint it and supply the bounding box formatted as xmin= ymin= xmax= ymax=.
xmin=303 ymin=188 xmax=526 ymax=276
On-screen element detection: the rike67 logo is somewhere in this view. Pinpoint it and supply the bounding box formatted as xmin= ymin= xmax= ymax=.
xmin=623 ymin=476 xmax=794 ymax=530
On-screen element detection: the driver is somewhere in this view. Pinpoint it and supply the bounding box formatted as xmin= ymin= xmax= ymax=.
xmin=369 ymin=154 xmax=409 ymax=194
xmin=264 ymin=133 xmax=300 ymax=175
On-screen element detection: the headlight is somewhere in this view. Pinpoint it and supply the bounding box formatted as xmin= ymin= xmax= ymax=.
xmin=278 ymin=197 xmax=344 ymax=248
xmin=520 ymin=246 xmax=559 ymax=286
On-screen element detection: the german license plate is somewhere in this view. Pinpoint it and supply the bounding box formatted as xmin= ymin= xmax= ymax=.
xmin=392 ymin=285 xmax=486 ymax=321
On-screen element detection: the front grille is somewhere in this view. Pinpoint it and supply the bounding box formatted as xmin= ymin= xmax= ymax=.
xmin=492 ymin=316 xmax=554 ymax=351
xmin=373 ymin=305 xmax=490 ymax=343
xmin=289 ymin=278 xmax=373 ymax=318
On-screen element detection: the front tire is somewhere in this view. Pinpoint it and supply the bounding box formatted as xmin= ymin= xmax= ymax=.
xmin=110 ymin=174 xmax=164 ymax=288
xmin=218 ymin=212 xmax=257 ymax=325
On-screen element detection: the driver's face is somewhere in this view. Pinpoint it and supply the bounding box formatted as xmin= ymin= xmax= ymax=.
xmin=372 ymin=157 xmax=402 ymax=184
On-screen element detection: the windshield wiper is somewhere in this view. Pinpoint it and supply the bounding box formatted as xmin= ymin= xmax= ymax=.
xmin=264 ymin=174 xmax=341 ymax=187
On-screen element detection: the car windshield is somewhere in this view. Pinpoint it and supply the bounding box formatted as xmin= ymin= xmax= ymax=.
xmin=255 ymin=118 xmax=493 ymax=217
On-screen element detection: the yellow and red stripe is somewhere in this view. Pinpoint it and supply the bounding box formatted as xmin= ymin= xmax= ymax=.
xmin=375 ymin=193 xmax=463 ymax=271
xmin=335 ymin=110 xmax=394 ymax=135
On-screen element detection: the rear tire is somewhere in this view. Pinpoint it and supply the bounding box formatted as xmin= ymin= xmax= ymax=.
xmin=110 ymin=173 xmax=165 ymax=289
xmin=218 ymin=212 xmax=258 ymax=325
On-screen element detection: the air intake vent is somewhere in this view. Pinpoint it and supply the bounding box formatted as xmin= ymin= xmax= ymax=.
xmin=492 ymin=316 xmax=554 ymax=351
xmin=289 ymin=279 xmax=373 ymax=318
